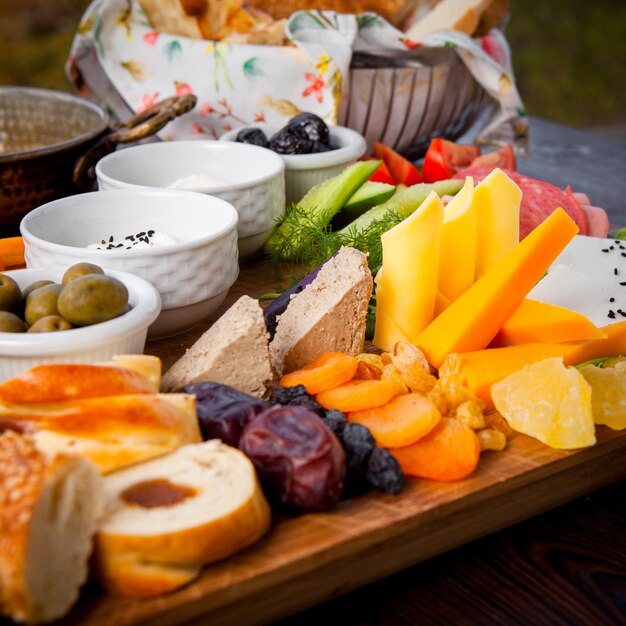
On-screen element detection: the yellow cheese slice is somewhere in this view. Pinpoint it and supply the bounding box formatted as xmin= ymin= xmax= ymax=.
xmin=373 ymin=191 xmax=444 ymax=351
xmin=438 ymin=177 xmax=476 ymax=301
xmin=372 ymin=283 xmax=411 ymax=352
xmin=474 ymin=168 xmax=522 ymax=279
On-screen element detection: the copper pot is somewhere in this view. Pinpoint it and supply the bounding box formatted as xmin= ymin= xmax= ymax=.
xmin=0 ymin=87 xmax=196 ymax=235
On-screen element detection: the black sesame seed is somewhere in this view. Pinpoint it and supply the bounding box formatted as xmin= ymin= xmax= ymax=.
xmin=615 ymin=268 xmax=619 ymax=275
xmin=621 ymin=311 xmax=626 ymax=318
xmin=602 ymin=248 xmax=610 ymax=253
xmin=610 ymin=246 xmax=615 ymax=250
xmin=610 ymin=297 xmax=616 ymax=303
xmin=608 ymin=310 xmax=616 ymax=318
xmin=620 ymin=282 xmax=626 ymax=286
xmin=148 ymin=230 xmax=155 ymax=236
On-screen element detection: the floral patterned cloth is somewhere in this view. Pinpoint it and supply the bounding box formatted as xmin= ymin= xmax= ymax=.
xmin=66 ymin=1 xmax=528 ymax=150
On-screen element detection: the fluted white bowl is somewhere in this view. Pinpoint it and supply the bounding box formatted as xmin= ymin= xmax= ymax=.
xmin=20 ymin=189 xmax=239 ymax=338
xmin=0 ymin=266 xmax=161 ymax=383
xmin=219 ymin=124 xmax=367 ymax=206
xmin=95 ymin=140 xmax=285 ymax=258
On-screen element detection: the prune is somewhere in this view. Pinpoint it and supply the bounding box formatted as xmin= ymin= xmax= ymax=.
xmin=311 ymin=141 xmax=337 ymax=153
xmin=235 ymin=127 xmax=269 ymax=148
xmin=286 ymin=112 xmax=330 ymax=145
xmin=323 ymin=409 xmax=347 ymax=437
xmin=365 ymin=447 xmax=404 ymax=494
xmin=268 ymin=126 xmax=313 ymax=155
xmin=340 ymin=422 xmax=376 ymax=476
xmin=182 ymin=381 xmax=268 ymax=447
xmin=240 ymin=406 xmax=345 ymax=512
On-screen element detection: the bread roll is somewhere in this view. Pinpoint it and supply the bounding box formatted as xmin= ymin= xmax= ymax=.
xmin=93 ymin=440 xmax=271 ymax=597
xmin=0 ymin=394 xmax=201 ymax=475
xmin=404 ymin=0 xmax=509 ymax=40
xmin=0 ymin=432 xmax=103 ymax=624
xmin=161 ymin=295 xmax=274 ymax=398
xmin=245 ymin=0 xmax=409 ymax=26
xmin=270 ymin=246 xmax=373 ymax=377
xmin=138 ymin=0 xmax=263 ymax=41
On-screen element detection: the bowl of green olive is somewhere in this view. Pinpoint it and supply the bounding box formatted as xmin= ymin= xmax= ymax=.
xmin=0 ymin=263 xmax=161 ymax=383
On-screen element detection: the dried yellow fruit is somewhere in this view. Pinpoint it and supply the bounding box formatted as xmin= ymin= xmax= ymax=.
xmin=477 ymin=429 xmax=507 ymax=452
xmin=491 ymin=357 xmax=596 ymax=449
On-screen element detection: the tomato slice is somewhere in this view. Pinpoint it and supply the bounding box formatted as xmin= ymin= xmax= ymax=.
xmin=373 ymin=141 xmax=423 ymax=186
xmin=422 ymin=139 xmax=480 ymax=183
xmin=369 ymin=160 xmax=397 ymax=185
xmin=468 ymin=144 xmax=517 ymax=171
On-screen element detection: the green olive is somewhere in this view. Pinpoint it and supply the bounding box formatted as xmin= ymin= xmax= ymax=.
xmin=24 ymin=283 xmax=63 ymax=327
xmin=22 ymin=279 xmax=55 ymax=300
xmin=0 ymin=311 xmax=27 ymax=333
xmin=0 ymin=274 xmax=22 ymax=314
xmin=27 ymin=315 xmax=74 ymax=333
xmin=57 ymin=274 xmax=129 ymax=326
xmin=61 ymin=262 xmax=105 ymax=286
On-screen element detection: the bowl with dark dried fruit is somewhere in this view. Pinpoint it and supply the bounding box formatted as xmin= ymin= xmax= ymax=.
xmin=220 ymin=112 xmax=367 ymax=205
xmin=95 ymin=140 xmax=285 ymax=258
xmin=0 ymin=264 xmax=161 ymax=382
xmin=20 ymin=188 xmax=239 ymax=338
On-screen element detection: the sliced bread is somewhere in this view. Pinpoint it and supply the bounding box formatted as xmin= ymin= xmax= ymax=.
xmin=161 ymin=295 xmax=274 ymax=398
xmin=93 ymin=440 xmax=271 ymax=597
xmin=270 ymin=246 xmax=373 ymax=377
xmin=0 ymin=432 xmax=103 ymax=623
xmin=1 ymin=394 xmax=201 ymax=475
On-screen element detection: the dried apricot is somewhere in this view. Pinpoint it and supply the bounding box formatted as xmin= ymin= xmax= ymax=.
xmin=389 ymin=418 xmax=480 ymax=481
xmin=279 ymin=352 xmax=358 ymax=395
xmin=316 ymin=379 xmax=404 ymax=412
xmin=348 ymin=393 xmax=441 ymax=448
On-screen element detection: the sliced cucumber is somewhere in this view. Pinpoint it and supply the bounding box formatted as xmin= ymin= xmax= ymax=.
xmin=264 ymin=159 xmax=382 ymax=259
xmin=332 ymin=181 xmax=396 ymax=230
xmin=337 ymin=179 xmax=464 ymax=236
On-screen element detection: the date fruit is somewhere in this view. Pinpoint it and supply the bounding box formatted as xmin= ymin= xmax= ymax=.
xmin=240 ymin=406 xmax=346 ymax=512
xmin=183 ymin=381 xmax=268 ymax=447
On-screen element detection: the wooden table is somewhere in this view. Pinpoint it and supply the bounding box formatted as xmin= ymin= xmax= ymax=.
xmin=59 ymin=117 xmax=626 ymax=626
xmin=275 ymin=117 xmax=626 ymax=626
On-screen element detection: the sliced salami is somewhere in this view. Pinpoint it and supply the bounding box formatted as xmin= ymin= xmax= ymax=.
xmin=453 ymin=167 xmax=589 ymax=238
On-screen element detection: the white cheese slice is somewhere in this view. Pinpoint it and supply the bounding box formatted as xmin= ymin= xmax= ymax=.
xmin=528 ymin=235 xmax=626 ymax=327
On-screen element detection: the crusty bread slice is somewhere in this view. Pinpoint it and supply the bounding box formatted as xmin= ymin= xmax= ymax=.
xmin=0 ymin=356 xmax=161 ymax=405
xmin=0 ymin=432 xmax=103 ymax=624
xmin=270 ymin=246 xmax=373 ymax=377
xmin=161 ymin=295 xmax=274 ymax=398
xmin=0 ymin=394 xmax=201 ymax=475
xmin=404 ymin=0 xmax=508 ymax=39
xmin=94 ymin=440 xmax=271 ymax=597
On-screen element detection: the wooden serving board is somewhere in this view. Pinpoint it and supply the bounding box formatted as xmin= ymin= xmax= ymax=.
xmin=59 ymin=257 xmax=626 ymax=626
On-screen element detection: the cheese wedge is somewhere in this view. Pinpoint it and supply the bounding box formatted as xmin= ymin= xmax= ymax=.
xmin=474 ymin=168 xmax=522 ymax=279
xmin=438 ymin=176 xmax=476 ymax=301
xmin=417 ymin=207 xmax=579 ymax=368
xmin=374 ymin=192 xmax=444 ymax=351
xmin=492 ymin=298 xmax=607 ymax=346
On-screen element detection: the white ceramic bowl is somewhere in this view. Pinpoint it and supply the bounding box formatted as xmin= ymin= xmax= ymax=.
xmin=95 ymin=140 xmax=285 ymax=258
xmin=220 ymin=124 xmax=367 ymax=206
xmin=20 ymin=189 xmax=239 ymax=339
xmin=0 ymin=266 xmax=161 ymax=383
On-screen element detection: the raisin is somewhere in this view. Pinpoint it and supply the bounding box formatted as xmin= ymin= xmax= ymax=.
xmin=182 ymin=381 xmax=268 ymax=447
xmin=270 ymin=384 xmax=325 ymax=416
xmin=323 ymin=409 xmax=347 ymax=436
xmin=235 ymin=127 xmax=269 ymax=148
xmin=365 ymin=447 xmax=404 ymax=494
xmin=286 ymin=112 xmax=330 ymax=144
xmin=270 ymin=384 xmax=307 ymax=404
xmin=240 ymin=406 xmax=346 ymax=512
xmin=340 ymin=422 xmax=376 ymax=476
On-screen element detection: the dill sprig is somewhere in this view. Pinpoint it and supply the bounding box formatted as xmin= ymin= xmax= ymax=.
xmin=268 ymin=204 xmax=404 ymax=276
